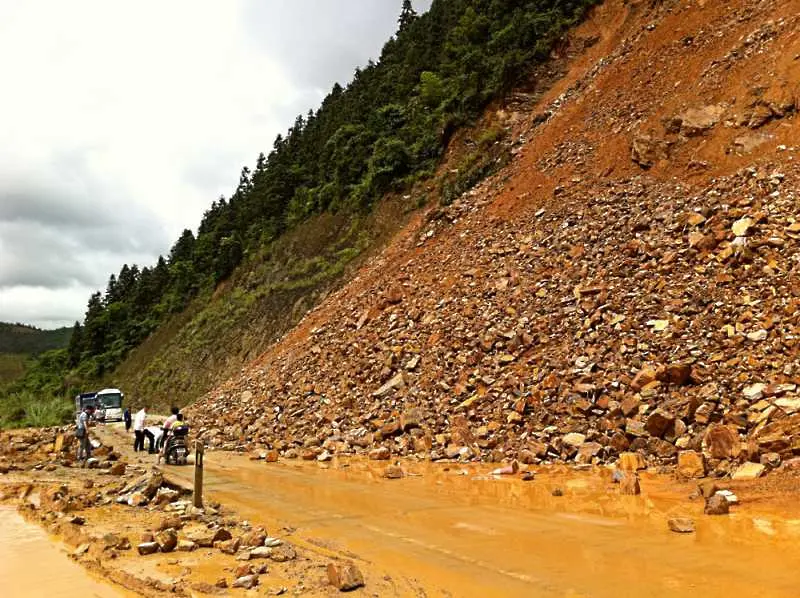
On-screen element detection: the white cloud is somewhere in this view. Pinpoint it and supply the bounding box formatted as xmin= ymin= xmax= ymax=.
xmin=0 ymin=0 xmax=430 ymax=328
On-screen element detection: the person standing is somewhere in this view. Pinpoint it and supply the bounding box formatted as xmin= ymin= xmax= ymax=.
xmin=75 ymin=405 xmax=96 ymax=462
xmin=133 ymin=406 xmax=147 ymax=452
xmin=123 ymin=407 xmax=132 ymax=432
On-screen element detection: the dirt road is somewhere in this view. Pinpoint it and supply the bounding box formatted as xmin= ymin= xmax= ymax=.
xmin=100 ymin=425 xmax=800 ymax=598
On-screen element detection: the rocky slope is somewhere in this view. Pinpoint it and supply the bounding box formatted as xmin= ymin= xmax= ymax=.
xmin=188 ymin=0 xmax=800 ymax=478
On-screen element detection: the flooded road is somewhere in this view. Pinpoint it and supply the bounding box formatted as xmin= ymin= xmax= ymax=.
xmin=0 ymin=507 xmax=126 ymax=598
xmin=160 ymin=452 xmax=800 ymax=598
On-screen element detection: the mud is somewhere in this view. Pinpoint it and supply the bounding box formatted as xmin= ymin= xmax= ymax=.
xmin=159 ymin=451 xmax=800 ymax=597
xmin=0 ymin=506 xmax=127 ymax=598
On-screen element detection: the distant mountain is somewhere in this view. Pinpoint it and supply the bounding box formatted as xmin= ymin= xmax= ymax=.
xmin=0 ymin=323 xmax=72 ymax=355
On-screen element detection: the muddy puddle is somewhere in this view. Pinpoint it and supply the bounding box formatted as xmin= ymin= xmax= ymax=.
xmin=0 ymin=507 xmax=126 ymax=598
xmin=159 ymin=454 xmax=800 ymax=597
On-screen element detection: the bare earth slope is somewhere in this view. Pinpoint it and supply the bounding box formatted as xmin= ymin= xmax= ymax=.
xmin=189 ymin=0 xmax=800 ymax=477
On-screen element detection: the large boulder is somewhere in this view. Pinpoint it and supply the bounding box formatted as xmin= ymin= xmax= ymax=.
xmin=703 ymin=424 xmax=741 ymax=460
xmin=676 ymin=450 xmax=706 ymax=478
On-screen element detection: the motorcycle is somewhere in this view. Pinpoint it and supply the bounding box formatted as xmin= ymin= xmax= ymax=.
xmin=163 ymin=424 xmax=190 ymax=465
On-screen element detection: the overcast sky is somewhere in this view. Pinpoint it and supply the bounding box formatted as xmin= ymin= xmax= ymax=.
xmin=0 ymin=0 xmax=431 ymax=329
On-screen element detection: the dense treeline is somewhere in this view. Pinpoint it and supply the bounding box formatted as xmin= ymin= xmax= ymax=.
xmin=0 ymin=323 xmax=72 ymax=355
xmin=15 ymin=0 xmax=600 ymax=406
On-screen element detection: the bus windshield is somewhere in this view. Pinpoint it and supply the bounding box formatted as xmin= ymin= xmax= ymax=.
xmin=98 ymin=394 xmax=122 ymax=409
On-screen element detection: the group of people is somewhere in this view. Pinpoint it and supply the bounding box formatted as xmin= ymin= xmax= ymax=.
xmin=74 ymin=403 xmax=186 ymax=464
xmin=126 ymin=405 xmax=184 ymax=464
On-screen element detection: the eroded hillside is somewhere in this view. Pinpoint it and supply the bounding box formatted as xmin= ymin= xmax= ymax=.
xmin=189 ymin=0 xmax=800 ymax=477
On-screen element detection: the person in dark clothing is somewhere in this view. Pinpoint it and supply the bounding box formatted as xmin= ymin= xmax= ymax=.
xmin=123 ymin=408 xmax=132 ymax=432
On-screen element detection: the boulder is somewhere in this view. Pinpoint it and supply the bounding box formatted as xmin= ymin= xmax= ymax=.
xmin=327 ymin=561 xmax=365 ymax=592
xmin=645 ymin=410 xmax=675 ymax=438
xmin=731 ymin=462 xmax=766 ymax=480
xmin=704 ymin=494 xmax=730 ymax=515
xmin=677 ymin=451 xmax=706 ymax=479
xmin=702 ymin=424 xmax=741 ymax=460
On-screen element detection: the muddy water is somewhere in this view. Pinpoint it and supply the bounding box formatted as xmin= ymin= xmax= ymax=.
xmin=0 ymin=507 xmax=125 ymax=598
xmin=162 ymin=455 xmax=800 ymax=597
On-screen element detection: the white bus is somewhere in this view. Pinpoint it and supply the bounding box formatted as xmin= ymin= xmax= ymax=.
xmin=95 ymin=388 xmax=125 ymax=422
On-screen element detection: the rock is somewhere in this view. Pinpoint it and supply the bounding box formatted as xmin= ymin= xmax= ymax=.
xmin=657 ymin=363 xmax=693 ymax=386
xmin=668 ymin=518 xmax=696 ymax=533
xmin=384 ymin=464 xmax=404 ymax=479
xmin=732 ymin=217 xmax=753 ymax=237
xmin=704 ymin=494 xmax=730 ymax=515
xmin=250 ymin=546 xmax=273 ymax=559
xmin=327 ymin=561 xmax=365 ymax=591
xmin=731 ymin=462 xmax=766 ymax=480
xmin=716 ymin=490 xmax=738 ymax=504
xmin=562 ymin=433 xmax=586 ymax=448
xmin=373 ymin=373 xmax=405 ymax=398
xmin=156 ymin=516 xmax=183 ymax=532
xmin=216 ymin=538 xmax=241 ymax=555
xmin=697 ymin=480 xmax=719 ymax=499
xmin=155 ymin=529 xmax=178 ymax=553
xmin=268 ymin=544 xmax=297 ymax=562
xmin=240 ymin=530 xmax=267 ymax=548
xmin=618 ymin=452 xmax=646 ymax=471
xmin=400 ymin=408 xmax=422 ymax=431
xmin=630 ymin=367 xmax=657 ymax=391
xmin=213 ymin=528 xmax=233 ymax=543
xmin=127 ymin=492 xmax=148 ymax=507
xmin=73 ymin=543 xmax=90 ymax=557
xmin=232 ymin=575 xmax=259 ymax=590
xmin=369 ymin=447 xmax=390 ymax=461
xmin=673 ymin=104 xmax=725 ymax=136
xmin=265 ymin=450 xmax=279 ymax=463
xmin=619 ymin=472 xmax=641 ymax=496
xmin=702 ymin=425 xmax=741 ymax=460
xmin=551 ymin=488 xmax=564 ymax=497
xmin=137 ymin=542 xmax=160 ymax=556
xmin=143 ymin=472 xmax=164 ymax=500
xmin=677 ymin=451 xmax=706 ymax=479
xmin=631 ymin=135 xmax=670 ymax=167
xmin=177 ymin=540 xmax=197 ymax=552
xmin=576 ymin=442 xmax=602 ymax=463
xmin=109 ymin=462 xmax=126 ymax=476
xmin=760 ymin=452 xmax=781 ymax=469
xmin=645 ymin=410 xmax=675 ymax=438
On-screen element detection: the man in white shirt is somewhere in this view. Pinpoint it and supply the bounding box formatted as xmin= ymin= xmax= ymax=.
xmin=133 ymin=407 xmax=147 ymax=452
xmin=144 ymin=425 xmax=162 ymax=454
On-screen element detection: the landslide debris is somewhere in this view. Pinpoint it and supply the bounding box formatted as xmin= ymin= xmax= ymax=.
xmin=188 ymin=0 xmax=800 ymax=480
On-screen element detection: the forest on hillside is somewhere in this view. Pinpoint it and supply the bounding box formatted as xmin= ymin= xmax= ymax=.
xmin=2 ymin=0 xmax=600 ymax=426
xmin=0 ymin=323 xmax=72 ymax=355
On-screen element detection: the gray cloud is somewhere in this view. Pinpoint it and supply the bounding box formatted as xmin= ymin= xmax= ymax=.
xmin=0 ymin=1 xmax=431 ymax=328
xmin=243 ymin=0 xmax=433 ymax=91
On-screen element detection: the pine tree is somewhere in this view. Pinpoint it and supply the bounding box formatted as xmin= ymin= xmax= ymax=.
xmin=398 ymin=0 xmax=417 ymax=34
